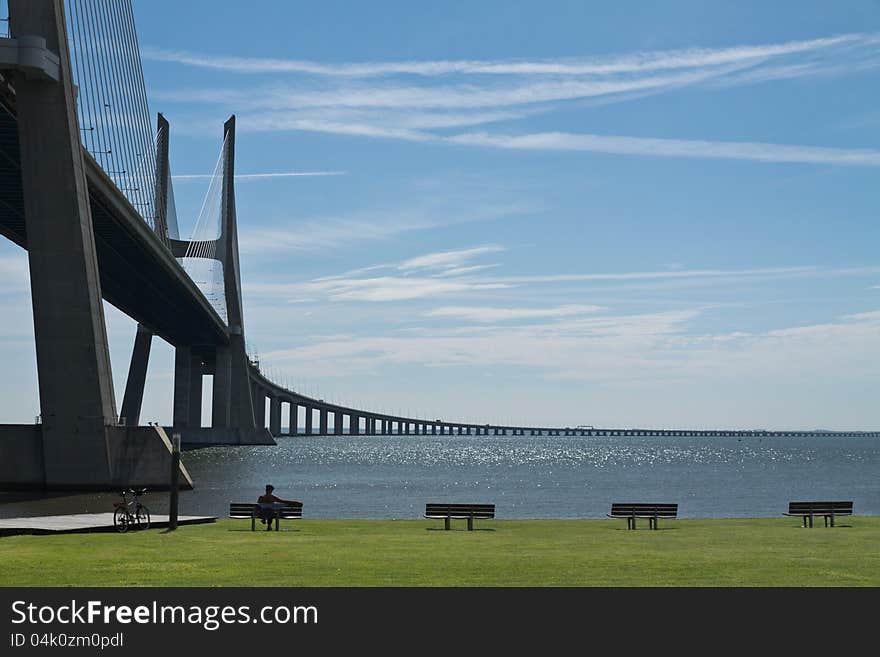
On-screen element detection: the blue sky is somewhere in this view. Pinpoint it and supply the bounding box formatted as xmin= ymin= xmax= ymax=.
xmin=1 ymin=0 xmax=879 ymax=429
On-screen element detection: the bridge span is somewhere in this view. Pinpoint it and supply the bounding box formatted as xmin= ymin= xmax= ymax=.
xmin=242 ymin=366 xmax=879 ymax=441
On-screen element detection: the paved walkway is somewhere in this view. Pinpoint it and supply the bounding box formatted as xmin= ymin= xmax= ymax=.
xmin=0 ymin=512 xmax=215 ymax=535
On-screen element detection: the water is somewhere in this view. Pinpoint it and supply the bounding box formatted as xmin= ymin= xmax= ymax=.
xmin=4 ymin=433 xmax=876 ymax=520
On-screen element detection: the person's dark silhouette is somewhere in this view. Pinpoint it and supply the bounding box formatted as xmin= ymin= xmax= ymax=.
xmin=257 ymin=484 xmax=301 ymax=531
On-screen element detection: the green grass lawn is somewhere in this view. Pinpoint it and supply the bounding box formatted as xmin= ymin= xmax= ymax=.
xmin=1 ymin=517 xmax=878 ymax=586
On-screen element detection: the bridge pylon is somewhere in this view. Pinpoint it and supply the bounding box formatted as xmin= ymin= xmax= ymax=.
xmin=166 ymin=116 xmax=272 ymax=446
xmin=0 ymin=0 xmax=191 ymax=490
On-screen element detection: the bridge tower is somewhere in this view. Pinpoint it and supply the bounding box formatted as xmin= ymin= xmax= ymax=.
xmin=167 ymin=117 xmax=267 ymax=445
xmin=0 ymin=0 xmax=191 ymax=489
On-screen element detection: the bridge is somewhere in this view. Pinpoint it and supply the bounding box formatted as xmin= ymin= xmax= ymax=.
xmin=0 ymin=2 xmax=876 ymax=490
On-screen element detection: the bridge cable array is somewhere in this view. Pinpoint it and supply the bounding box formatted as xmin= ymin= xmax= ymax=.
xmin=64 ymin=0 xmax=157 ymax=232
xmin=178 ymin=134 xmax=229 ymax=323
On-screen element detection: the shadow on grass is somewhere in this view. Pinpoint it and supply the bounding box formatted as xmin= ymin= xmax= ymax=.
xmin=424 ymin=527 xmax=497 ymax=532
xmin=612 ymin=526 xmax=681 ymax=531
xmin=226 ymin=528 xmax=301 ymax=533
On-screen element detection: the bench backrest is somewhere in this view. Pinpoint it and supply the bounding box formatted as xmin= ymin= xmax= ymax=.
xmin=787 ymin=501 xmax=852 ymax=515
xmin=425 ymin=503 xmax=495 ymax=519
xmin=610 ymin=503 xmax=678 ymax=517
xmin=229 ymin=502 xmax=303 ymax=519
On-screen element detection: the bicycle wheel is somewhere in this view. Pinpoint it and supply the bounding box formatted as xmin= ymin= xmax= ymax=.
xmin=113 ymin=507 xmax=130 ymax=533
xmin=136 ymin=505 xmax=150 ymax=530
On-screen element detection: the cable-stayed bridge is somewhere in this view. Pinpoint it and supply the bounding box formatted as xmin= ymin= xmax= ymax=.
xmin=0 ymin=1 xmax=875 ymax=490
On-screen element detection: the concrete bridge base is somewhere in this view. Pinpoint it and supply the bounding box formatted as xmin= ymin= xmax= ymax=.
xmin=0 ymin=424 xmax=193 ymax=491
xmin=165 ymin=427 xmax=276 ymax=447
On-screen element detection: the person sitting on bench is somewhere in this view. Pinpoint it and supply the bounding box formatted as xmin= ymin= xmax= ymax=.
xmin=257 ymin=484 xmax=301 ymax=531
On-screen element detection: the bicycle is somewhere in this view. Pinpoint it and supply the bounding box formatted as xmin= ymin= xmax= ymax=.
xmin=113 ymin=488 xmax=151 ymax=532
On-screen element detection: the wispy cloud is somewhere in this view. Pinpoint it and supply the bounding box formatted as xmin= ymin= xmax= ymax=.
xmin=447 ymin=131 xmax=880 ymax=166
xmin=151 ymin=32 xmax=880 ymax=158
xmin=399 ymin=245 xmax=505 ymax=272
xmin=426 ymin=304 xmax=602 ymax=323
xmin=247 ymin=276 xmax=510 ymax=303
xmin=173 ymin=171 xmax=345 ymax=182
xmin=238 ymin=204 xmax=532 ymax=254
xmin=142 ymin=34 xmax=867 ymax=77
xmin=260 ymin=308 xmax=880 ymax=383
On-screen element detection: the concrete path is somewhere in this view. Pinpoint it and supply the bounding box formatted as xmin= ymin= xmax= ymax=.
xmin=0 ymin=512 xmax=215 ymax=535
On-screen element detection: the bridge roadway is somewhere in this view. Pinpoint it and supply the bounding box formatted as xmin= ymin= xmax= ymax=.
xmin=0 ymin=74 xmax=228 ymax=348
xmin=248 ymin=366 xmax=879 ymax=439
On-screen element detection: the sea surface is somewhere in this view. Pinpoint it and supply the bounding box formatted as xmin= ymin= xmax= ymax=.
xmin=2 ymin=433 xmax=878 ymax=520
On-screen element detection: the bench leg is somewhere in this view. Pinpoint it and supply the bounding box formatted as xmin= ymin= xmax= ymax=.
xmin=809 ymin=514 xmax=813 ymax=528
xmin=275 ymin=512 xmax=280 ymax=532
xmin=251 ymin=513 xmax=255 ymax=532
xmin=445 ymin=517 xmax=450 ymax=531
xmin=468 ymin=516 xmax=473 ymax=532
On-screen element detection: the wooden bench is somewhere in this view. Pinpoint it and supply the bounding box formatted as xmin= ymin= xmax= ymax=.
xmin=229 ymin=501 xmax=303 ymax=531
xmin=784 ymin=501 xmax=853 ymax=528
xmin=607 ymin=503 xmax=678 ymax=530
xmin=425 ymin=503 xmax=495 ymax=531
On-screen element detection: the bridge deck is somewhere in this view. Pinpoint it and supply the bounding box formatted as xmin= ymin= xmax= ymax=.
xmin=0 ymin=76 xmax=228 ymax=347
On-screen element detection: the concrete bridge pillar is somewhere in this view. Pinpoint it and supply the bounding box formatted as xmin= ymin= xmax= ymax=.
xmin=252 ymin=385 xmax=265 ymax=428
xmin=269 ymin=396 xmax=281 ymax=436
xmin=319 ymin=409 xmax=328 ymax=435
xmin=351 ymin=414 xmax=360 ymax=435
xmin=289 ymin=403 xmax=298 ymax=435
xmin=304 ymin=407 xmax=313 ymax=435
xmin=173 ymin=347 xmax=193 ymax=429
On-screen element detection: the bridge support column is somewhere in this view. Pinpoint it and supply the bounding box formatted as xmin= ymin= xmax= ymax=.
xmin=0 ymin=0 xmax=194 ymax=488
xmin=13 ymin=0 xmax=119 ymax=485
xmin=350 ymin=414 xmax=360 ymax=435
xmin=252 ymin=385 xmax=265 ymax=428
xmin=120 ymin=324 xmax=152 ymax=426
xmin=174 ymin=347 xmax=205 ymax=430
xmin=290 ymin=403 xmax=298 ymax=435
xmin=269 ymin=397 xmax=281 ymax=436
xmin=319 ymin=409 xmax=328 ymax=435
xmin=304 ymin=407 xmax=313 ymax=435
xmin=211 ymin=346 xmax=232 ymax=428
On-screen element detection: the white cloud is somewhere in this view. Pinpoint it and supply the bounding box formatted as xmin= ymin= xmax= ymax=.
xmin=426 ymin=304 xmax=603 ymax=323
xmin=260 ymin=309 xmax=880 ymax=384
xmin=398 ymin=245 xmax=505 ymax=272
xmin=151 ymin=32 xmax=880 ymax=151
xmin=142 ymin=34 xmax=867 ymax=77
xmin=173 ymin=171 xmax=345 ymax=182
xmin=447 ymin=131 xmax=880 ymax=166
xmin=238 ymin=205 xmax=530 ymax=254
xmin=433 ymin=264 xmax=501 ymax=277
xmin=247 ymin=276 xmax=510 ymax=303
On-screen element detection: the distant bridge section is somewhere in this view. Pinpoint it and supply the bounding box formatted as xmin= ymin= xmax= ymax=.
xmin=246 ymin=365 xmax=879 ymax=440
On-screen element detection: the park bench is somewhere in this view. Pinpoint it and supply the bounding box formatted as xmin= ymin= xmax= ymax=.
xmin=228 ymin=501 xmax=303 ymax=531
xmin=784 ymin=501 xmax=853 ymax=528
xmin=425 ymin=503 xmax=495 ymax=531
xmin=607 ymin=503 xmax=678 ymax=530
